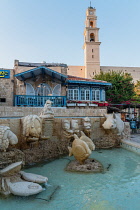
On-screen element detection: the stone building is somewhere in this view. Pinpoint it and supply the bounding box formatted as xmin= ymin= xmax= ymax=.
xmin=0 ymin=69 xmax=14 ymax=106
xmin=0 ymin=5 xmax=139 ymax=107
xmin=0 ymin=60 xmax=111 ymax=107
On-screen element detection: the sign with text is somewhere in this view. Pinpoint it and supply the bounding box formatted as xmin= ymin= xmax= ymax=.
xmin=0 ymin=70 xmax=10 ymax=78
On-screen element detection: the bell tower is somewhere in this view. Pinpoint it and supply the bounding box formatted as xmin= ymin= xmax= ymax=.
xmin=83 ymin=5 xmax=101 ymax=78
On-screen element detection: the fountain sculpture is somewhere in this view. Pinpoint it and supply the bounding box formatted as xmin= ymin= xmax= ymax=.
xmin=102 ymin=113 xmax=124 ymax=135
xmin=40 ymin=100 xmax=54 ymax=119
xmin=67 ymin=133 xmax=103 ymax=173
xmin=82 ymin=117 xmax=91 ymax=136
xmin=68 ymin=134 xmax=92 ymax=165
xmin=0 ymin=126 xmax=18 ymax=152
xmin=21 ymin=115 xmax=42 ymax=143
xmin=71 ymin=120 xmax=80 ymax=135
xmin=62 ymin=120 xmax=73 ymax=139
xmin=0 ymin=161 xmax=48 ymax=196
xmin=80 ymin=131 xmax=95 ymax=151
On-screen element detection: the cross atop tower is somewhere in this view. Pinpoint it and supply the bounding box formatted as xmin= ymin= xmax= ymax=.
xmin=89 ymin=1 xmax=93 ymax=9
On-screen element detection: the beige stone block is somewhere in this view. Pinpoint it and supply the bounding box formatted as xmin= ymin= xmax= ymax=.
xmin=2 ymin=112 xmax=9 ymax=116
xmin=12 ymin=111 xmax=23 ymax=116
xmin=0 ymin=107 xmax=5 ymax=111
xmin=0 ymin=119 xmax=10 ymax=124
xmin=5 ymin=107 xmax=14 ymax=112
xmin=9 ymin=118 xmax=21 ymax=138
xmin=15 ymin=107 xmax=23 ymax=112
xmin=0 ymin=111 xmax=3 ymax=116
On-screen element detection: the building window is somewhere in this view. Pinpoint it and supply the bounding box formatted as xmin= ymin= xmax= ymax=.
xmin=68 ymin=89 xmax=79 ymax=100
xmin=92 ymin=55 xmax=94 ymax=58
xmin=92 ymin=49 xmax=94 ymax=53
xmin=90 ymin=21 xmax=93 ymax=28
xmin=26 ymin=83 xmax=35 ymax=95
xmin=0 ymin=98 xmax=6 ymax=102
xmin=90 ymin=33 xmax=95 ymax=41
xmin=35 ymin=83 xmax=52 ymax=96
xmin=102 ymin=89 xmax=106 ymax=101
xmin=92 ymin=89 xmax=100 ymax=101
xmin=52 ymin=84 xmax=61 ymax=96
xmin=81 ymin=88 xmax=90 ymax=100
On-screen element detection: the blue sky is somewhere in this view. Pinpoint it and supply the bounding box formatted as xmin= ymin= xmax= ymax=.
xmin=0 ymin=0 xmax=140 ymax=68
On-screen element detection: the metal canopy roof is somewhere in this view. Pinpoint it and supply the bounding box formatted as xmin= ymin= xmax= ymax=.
xmin=66 ymin=80 xmax=112 ymax=86
xmin=14 ymin=66 xmax=68 ymax=82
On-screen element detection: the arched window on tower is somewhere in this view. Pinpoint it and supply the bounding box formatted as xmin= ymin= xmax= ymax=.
xmin=90 ymin=33 xmax=95 ymax=42
xmin=90 ymin=21 xmax=93 ymax=28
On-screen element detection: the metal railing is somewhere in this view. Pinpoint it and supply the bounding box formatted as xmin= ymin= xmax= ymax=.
xmin=14 ymin=95 xmax=66 ymax=107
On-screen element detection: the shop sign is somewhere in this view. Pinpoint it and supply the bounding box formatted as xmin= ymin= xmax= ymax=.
xmin=0 ymin=70 xmax=10 ymax=78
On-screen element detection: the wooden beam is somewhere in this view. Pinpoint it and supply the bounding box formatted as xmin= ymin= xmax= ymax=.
xmin=21 ymin=75 xmax=25 ymax=81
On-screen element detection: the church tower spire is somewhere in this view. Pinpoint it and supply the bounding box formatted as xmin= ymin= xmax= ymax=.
xmin=83 ymin=6 xmax=101 ymax=78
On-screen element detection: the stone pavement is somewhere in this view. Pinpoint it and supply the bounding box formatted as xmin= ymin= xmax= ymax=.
xmin=130 ymin=132 xmax=140 ymax=144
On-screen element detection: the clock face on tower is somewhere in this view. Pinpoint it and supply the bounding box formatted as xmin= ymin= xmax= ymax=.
xmin=89 ymin=11 xmax=93 ymax=15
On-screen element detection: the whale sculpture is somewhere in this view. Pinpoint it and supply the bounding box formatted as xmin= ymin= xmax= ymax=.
xmin=102 ymin=113 xmax=124 ymax=135
xmin=80 ymin=131 xmax=95 ymax=151
xmin=68 ymin=134 xmax=91 ymax=164
xmin=0 ymin=162 xmax=48 ymax=196
xmin=0 ymin=126 xmax=18 ymax=152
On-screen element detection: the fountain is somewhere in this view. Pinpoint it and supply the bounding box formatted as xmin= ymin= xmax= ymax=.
xmin=0 ymin=101 xmax=132 ymax=198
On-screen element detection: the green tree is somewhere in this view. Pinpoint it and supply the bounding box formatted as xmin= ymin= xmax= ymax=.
xmin=132 ymin=80 xmax=140 ymax=104
xmin=135 ymin=80 xmax=140 ymax=96
xmin=94 ymin=71 xmax=135 ymax=104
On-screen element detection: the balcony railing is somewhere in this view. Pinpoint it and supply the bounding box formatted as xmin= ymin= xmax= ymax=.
xmin=14 ymin=95 xmax=66 ymax=107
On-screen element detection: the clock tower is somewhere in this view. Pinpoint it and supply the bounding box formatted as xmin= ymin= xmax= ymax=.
xmin=83 ymin=6 xmax=101 ymax=78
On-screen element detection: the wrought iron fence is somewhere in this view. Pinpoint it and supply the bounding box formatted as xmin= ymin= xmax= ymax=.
xmin=14 ymin=95 xmax=66 ymax=107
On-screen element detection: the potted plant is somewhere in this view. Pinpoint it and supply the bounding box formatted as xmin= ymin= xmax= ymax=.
xmin=66 ymin=100 xmax=76 ymax=107
xmin=89 ymin=101 xmax=98 ymax=107
xmin=77 ymin=101 xmax=88 ymax=106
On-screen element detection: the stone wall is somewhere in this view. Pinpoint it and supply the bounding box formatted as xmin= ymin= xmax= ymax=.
xmin=0 ymin=111 xmax=130 ymax=167
xmin=0 ymin=69 xmax=14 ymax=106
xmin=0 ymin=106 xmax=107 ymax=118
xmin=100 ymin=66 xmax=140 ymax=83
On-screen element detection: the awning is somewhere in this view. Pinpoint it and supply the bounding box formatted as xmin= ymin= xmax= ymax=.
xmin=14 ymin=66 xmax=68 ymax=82
xmin=65 ymin=75 xmax=112 ymax=86
xmin=66 ymin=80 xmax=112 ymax=86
